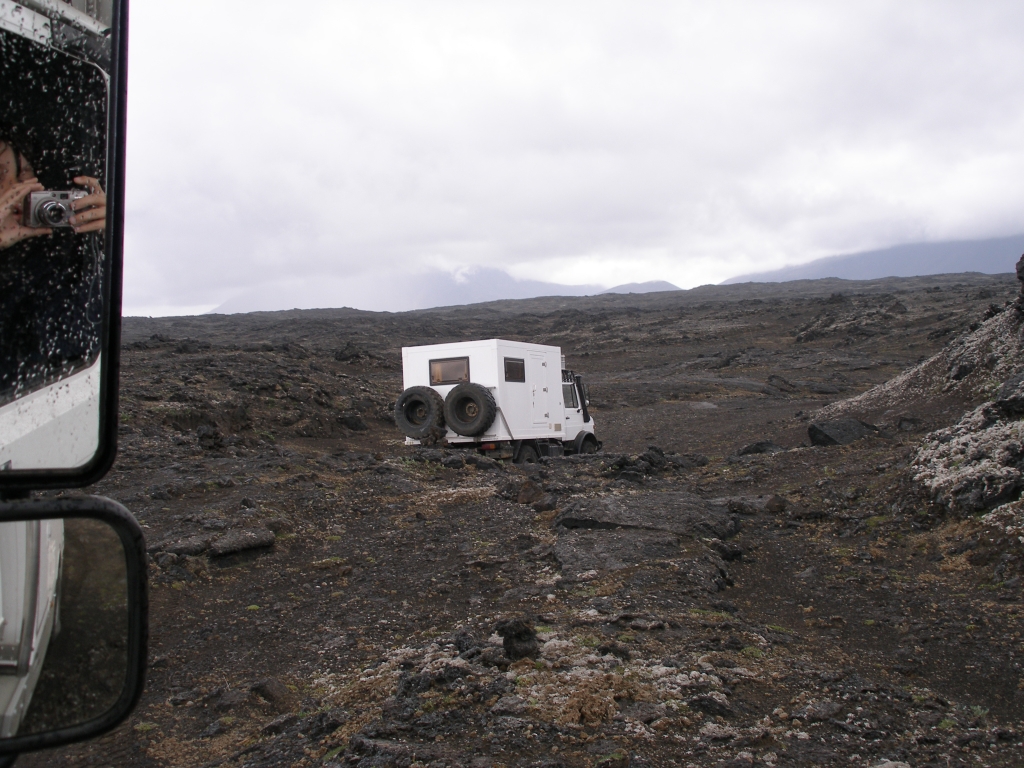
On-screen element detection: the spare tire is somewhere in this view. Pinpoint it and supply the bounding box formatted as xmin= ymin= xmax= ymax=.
xmin=394 ymin=386 xmax=445 ymax=439
xmin=444 ymin=383 xmax=497 ymax=436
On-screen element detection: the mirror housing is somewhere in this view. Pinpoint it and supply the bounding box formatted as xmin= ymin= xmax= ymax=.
xmin=0 ymin=496 xmax=147 ymax=757
xmin=0 ymin=0 xmax=128 ymax=495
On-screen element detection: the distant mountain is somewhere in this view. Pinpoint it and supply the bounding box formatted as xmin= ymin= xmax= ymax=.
xmin=212 ymin=267 xmax=604 ymax=314
xmin=602 ymin=280 xmax=680 ymax=294
xmin=723 ymin=234 xmax=1024 ymax=284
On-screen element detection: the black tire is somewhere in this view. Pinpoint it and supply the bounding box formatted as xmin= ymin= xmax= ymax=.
xmin=572 ymin=431 xmax=599 ymax=454
xmin=394 ymin=386 xmax=445 ymax=439
xmin=515 ymin=443 xmax=539 ymax=464
xmin=443 ymin=383 xmax=496 ymax=436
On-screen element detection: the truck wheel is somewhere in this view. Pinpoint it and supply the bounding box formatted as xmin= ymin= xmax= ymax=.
xmin=515 ymin=443 xmax=539 ymax=464
xmin=573 ymin=431 xmax=599 ymax=455
xmin=394 ymin=386 xmax=446 ymax=439
xmin=443 ymin=383 xmax=496 ymax=436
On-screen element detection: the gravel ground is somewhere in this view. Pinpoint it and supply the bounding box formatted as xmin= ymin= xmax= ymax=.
xmin=17 ymin=271 xmax=1024 ymax=767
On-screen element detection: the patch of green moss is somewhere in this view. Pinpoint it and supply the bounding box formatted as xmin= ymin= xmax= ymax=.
xmin=865 ymin=515 xmax=888 ymax=532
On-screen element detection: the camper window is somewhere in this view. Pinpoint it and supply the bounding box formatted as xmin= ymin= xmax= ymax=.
xmin=430 ymin=357 xmax=470 ymax=385
xmin=504 ymin=358 xmax=525 ymax=382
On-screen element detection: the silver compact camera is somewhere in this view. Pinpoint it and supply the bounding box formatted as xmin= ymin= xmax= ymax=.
xmin=22 ymin=189 xmax=89 ymax=228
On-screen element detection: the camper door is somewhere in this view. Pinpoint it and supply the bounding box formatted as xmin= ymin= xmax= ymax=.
xmin=527 ymin=353 xmax=548 ymax=426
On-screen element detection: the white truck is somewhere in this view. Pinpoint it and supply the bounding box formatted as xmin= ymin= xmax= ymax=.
xmin=0 ymin=519 xmax=64 ymax=737
xmin=394 ymin=339 xmax=600 ymax=462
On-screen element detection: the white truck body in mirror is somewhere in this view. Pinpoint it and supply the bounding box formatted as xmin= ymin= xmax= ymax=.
xmin=0 ymin=519 xmax=64 ymax=737
xmin=0 ymin=356 xmax=101 ymax=471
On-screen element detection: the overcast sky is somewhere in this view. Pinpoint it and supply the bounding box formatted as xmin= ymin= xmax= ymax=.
xmin=122 ymin=1 xmax=1024 ymax=315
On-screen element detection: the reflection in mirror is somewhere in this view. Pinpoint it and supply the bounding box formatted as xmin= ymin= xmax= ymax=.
xmin=0 ymin=517 xmax=127 ymax=737
xmin=0 ymin=0 xmax=113 ymax=471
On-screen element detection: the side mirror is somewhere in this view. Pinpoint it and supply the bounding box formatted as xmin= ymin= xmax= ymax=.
xmin=0 ymin=496 xmax=146 ymax=757
xmin=0 ymin=0 xmax=127 ymax=493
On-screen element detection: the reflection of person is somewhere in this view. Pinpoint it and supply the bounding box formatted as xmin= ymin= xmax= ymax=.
xmin=0 ymin=137 xmax=48 ymax=249
xmin=0 ymin=135 xmax=106 ymax=250
xmin=69 ymin=175 xmax=106 ymax=234
xmin=0 ymin=129 xmax=105 ymax=400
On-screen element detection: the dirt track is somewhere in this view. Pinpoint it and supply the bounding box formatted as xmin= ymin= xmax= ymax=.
xmin=21 ymin=272 xmax=1024 ymax=767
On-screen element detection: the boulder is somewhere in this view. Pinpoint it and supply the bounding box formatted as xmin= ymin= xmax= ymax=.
xmin=736 ymin=440 xmax=784 ymax=456
xmin=251 ymin=677 xmax=296 ymax=711
xmin=516 ymin=479 xmax=546 ymax=505
xmin=208 ymin=528 xmax=276 ymax=556
xmin=555 ymin=492 xmax=739 ymax=539
xmin=808 ymin=419 xmax=880 ymax=446
xmin=495 ymin=617 xmax=539 ymax=660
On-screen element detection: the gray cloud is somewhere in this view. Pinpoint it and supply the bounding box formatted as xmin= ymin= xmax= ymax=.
xmin=122 ymin=1 xmax=1024 ymax=315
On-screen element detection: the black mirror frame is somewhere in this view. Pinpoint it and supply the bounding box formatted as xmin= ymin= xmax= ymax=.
xmin=0 ymin=495 xmax=147 ymax=757
xmin=0 ymin=0 xmax=129 ymax=497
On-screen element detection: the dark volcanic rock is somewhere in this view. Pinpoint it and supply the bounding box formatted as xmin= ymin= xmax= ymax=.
xmin=338 ymin=413 xmax=368 ymax=431
xmin=736 ymin=440 xmax=784 ymax=456
xmin=489 ymin=695 xmax=527 ymax=716
xmin=208 ymin=528 xmax=276 ymax=556
xmin=554 ymin=528 xmax=732 ymax=592
xmin=793 ymin=699 xmax=842 ymax=722
xmin=713 ymin=494 xmax=787 ymax=515
xmin=262 ymin=713 xmax=299 ymax=734
xmin=808 ymin=418 xmax=880 ymax=446
xmin=995 ymin=368 xmax=1024 ymax=417
xmin=554 ymin=529 xmax=683 ymax=573
xmin=532 ymin=494 xmax=558 ymax=512
xmin=516 ymin=479 xmax=547 ymax=505
xmin=555 ymin=492 xmax=738 ymax=539
xmin=619 ymin=701 xmax=666 ymax=723
xmin=263 ymin=517 xmax=293 ymax=533
xmin=689 ymin=692 xmax=732 ymax=716
xmin=152 ymin=533 xmax=215 ymax=557
xmin=206 ymin=686 xmax=248 ymax=712
xmin=553 ymin=493 xmax=738 ymax=585
xmin=251 ymin=677 xmax=296 ymax=711
xmin=597 ymin=642 xmax=631 ymax=661
xmin=494 ymin=617 xmax=539 ymax=660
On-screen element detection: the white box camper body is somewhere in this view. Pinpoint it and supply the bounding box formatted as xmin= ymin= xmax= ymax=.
xmin=400 ymin=339 xmax=595 ymax=450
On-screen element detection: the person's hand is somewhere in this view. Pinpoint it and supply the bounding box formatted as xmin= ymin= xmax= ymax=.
xmin=0 ymin=177 xmax=51 ymax=249
xmin=70 ymin=176 xmax=105 ymax=234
